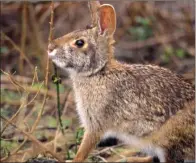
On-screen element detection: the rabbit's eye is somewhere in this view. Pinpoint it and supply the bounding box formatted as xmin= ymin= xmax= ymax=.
xmin=75 ymin=39 xmax=85 ymax=48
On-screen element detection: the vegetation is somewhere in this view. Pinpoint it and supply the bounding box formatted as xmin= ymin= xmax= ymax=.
xmin=0 ymin=1 xmax=195 ymax=162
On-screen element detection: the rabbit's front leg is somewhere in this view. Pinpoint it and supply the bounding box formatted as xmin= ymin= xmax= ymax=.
xmin=73 ymin=131 xmax=101 ymax=162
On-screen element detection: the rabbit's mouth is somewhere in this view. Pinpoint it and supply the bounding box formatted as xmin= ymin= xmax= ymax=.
xmin=48 ymin=49 xmax=57 ymax=59
xmin=47 ymin=50 xmax=65 ymax=68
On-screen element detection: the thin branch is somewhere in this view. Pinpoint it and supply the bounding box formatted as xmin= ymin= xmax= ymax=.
xmin=1 ymin=2 xmax=58 ymax=162
xmin=92 ymin=144 xmax=124 ymax=156
xmin=19 ymin=1 xmax=27 ymax=74
xmin=30 ymin=66 xmax=39 ymax=88
xmin=30 ymin=70 xmax=49 ymax=132
xmin=1 ymin=69 xmax=25 ymax=93
xmin=39 ymin=2 xmax=60 ymax=25
xmin=48 ymin=1 xmax=64 ymax=134
xmin=1 ymin=104 xmax=24 ymax=136
xmin=0 ymin=99 xmax=21 ymax=105
xmin=48 ymin=1 xmax=54 ymax=43
xmin=1 ymin=69 xmax=43 ymax=136
xmin=28 ymin=3 xmax=47 ymax=71
xmin=53 ymin=64 xmax=64 ymax=134
xmin=1 ymin=75 xmax=32 ymax=84
xmin=1 ymin=84 xmax=55 ymax=98
xmin=1 ymin=31 xmax=34 ymax=71
xmin=96 ymin=155 xmax=108 ymax=162
xmin=0 ymin=138 xmax=26 ymax=162
xmin=1 ymin=34 xmax=51 ymax=161
xmin=30 ymin=1 xmax=53 ymax=133
xmin=0 ymin=116 xmax=64 ymax=162
xmin=23 ymin=82 xmax=44 ymax=107
xmin=110 ymin=148 xmax=126 ymax=159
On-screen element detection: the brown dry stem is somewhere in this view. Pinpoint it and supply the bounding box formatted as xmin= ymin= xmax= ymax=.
xmin=1 ymin=31 xmax=34 ymax=71
xmin=19 ymin=2 xmax=27 ymax=74
xmin=1 ymin=1 xmax=53 ymax=160
xmin=1 ymin=115 xmax=64 ymax=162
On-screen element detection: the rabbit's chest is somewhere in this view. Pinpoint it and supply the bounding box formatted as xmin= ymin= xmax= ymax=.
xmin=73 ymin=80 xmax=109 ymax=130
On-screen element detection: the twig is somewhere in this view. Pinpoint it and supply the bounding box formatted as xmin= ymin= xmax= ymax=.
xmin=96 ymin=155 xmax=108 ymax=162
xmin=1 ymin=18 xmax=52 ymax=160
xmin=28 ymin=3 xmax=47 ymax=71
xmin=1 ymin=75 xmax=32 ymax=84
xmin=0 ymin=99 xmax=21 ymax=105
xmin=92 ymin=147 xmax=111 ymax=156
xmin=1 ymin=69 xmax=25 ymax=94
xmin=53 ymin=64 xmax=64 ymax=134
xmin=39 ymin=2 xmax=60 ymax=25
xmin=24 ymin=82 xmax=44 ymax=107
xmin=1 ymin=31 xmax=34 ymax=71
xmin=30 ymin=65 xmax=49 ymax=132
xmin=1 ymin=4 xmax=52 ymax=160
xmin=92 ymin=143 xmax=124 ymax=156
xmin=1 ymin=69 xmax=43 ymax=136
xmin=0 ymin=115 xmax=64 ymax=162
xmin=1 ymin=67 xmax=39 ymax=136
xmin=1 ymin=104 xmax=24 ymax=136
xmin=30 ymin=0 xmax=53 ymax=133
xmin=1 ymin=84 xmax=55 ymax=98
xmin=20 ymin=1 xmax=27 ymax=74
xmin=110 ymin=148 xmax=126 ymax=159
xmin=48 ymin=1 xmax=54 ymax=43
xmin=48 ymin=1 xmax=64 ymax=134
xmin=0 ymin=138 xmax=26 ymax=162
xmin=32 ymin=66 xmax=39 ymax=84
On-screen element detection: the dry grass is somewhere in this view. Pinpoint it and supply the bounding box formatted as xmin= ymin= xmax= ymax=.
xmin=0 ymin=1 xmax=194 ymax=162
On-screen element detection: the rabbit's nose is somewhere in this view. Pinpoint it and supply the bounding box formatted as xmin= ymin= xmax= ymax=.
xmin=48 ymin=42 xmax=57 ymax=52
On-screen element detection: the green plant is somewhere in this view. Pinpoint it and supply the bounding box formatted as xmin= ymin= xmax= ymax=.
xmin=176 ymin=49 xmax=186 ymax=59
xmin=0 ymin=139 xmax=18 ymax=157
xmin=161 ymin=47 xmax=187 ymax=63
xmin=128 ymin=16 xmax=153 ymax=41
xmin=1 ymin=90 xmax=21 ymax=101
xmin=0 ymin=46 xmax=9 ymax=55
xmin=66 ymin=149 xmax=76 ymax=160
xmin=76 ymin=127 xmax=84 ymax=145
xmin=74 ymin=127 xmax=85 ymax=154
xmin=45 ymin=115 xmax=57 ymax=128
xmin=62 ymin=119 xmax=72 ymax=128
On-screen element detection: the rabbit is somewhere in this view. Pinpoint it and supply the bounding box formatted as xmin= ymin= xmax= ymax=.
xmin=146 ymin=100 xmax=195 ymax=162
xmin=47 ymin=3 xmax=195 ymax=162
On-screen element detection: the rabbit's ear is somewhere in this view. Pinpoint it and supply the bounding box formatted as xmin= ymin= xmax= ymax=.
xmin=98 ymin=4 xmax=116 ymax=36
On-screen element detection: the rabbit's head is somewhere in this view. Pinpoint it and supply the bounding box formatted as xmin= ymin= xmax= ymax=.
xmin=48 ymin=4 xmax=116 ymax=76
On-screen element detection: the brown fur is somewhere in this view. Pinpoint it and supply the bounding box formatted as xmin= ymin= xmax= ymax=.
xmin=148 ymin=100 xmax=195 ymax=162
xmin=47 ymin=3 xmax=195 ymax=162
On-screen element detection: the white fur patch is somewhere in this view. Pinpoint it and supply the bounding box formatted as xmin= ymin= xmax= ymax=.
xmin=48 ymin=49 xmax=57 ymax=58
xmin=103 ymin=130 xmax=166 ymax=162
xmin=74 ymin=89 xmax=88 ymax=128
xmin=52 ymin=59 xmax=66 ymax=69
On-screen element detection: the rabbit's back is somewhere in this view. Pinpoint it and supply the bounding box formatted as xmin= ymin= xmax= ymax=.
xmin=72 ymin=62 xmax=195 ymax=136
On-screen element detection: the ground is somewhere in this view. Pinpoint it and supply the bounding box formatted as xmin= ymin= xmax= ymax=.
xmin=0 ymin=1 xmax=195 ymax=162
